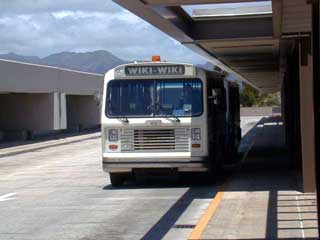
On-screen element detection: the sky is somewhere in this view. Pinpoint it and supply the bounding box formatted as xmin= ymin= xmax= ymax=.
xmin=0 ymin=0 xmax=208 ymax=64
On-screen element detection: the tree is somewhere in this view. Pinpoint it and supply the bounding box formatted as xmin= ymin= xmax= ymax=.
xmin=240 ymin=85 xmax=259 ymax=107
xmin=240 ymin=84 xmax=280 ymax=107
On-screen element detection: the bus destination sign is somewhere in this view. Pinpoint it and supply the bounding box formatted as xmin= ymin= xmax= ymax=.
xmin=125 ymin=65 xmax=185 ymax=76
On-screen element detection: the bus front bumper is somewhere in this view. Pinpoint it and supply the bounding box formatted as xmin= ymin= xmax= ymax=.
xmin=102 ymin=153 xmax=208 ymax=173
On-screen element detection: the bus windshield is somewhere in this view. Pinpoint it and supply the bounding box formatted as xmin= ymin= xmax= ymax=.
xmin=106 ymin=79 xmax=203 ymax=117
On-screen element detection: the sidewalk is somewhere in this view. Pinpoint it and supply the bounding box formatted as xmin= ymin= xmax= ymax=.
xmin=201 ymin=116 xmax=318 ymax=239
xmin=0 ymin=131 xmax=101 ymax=158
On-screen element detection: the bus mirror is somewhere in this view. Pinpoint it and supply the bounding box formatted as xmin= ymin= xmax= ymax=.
xmin=211 ymin=89 xmax=221 ymax=105
xmin=208 ymin=96 xmax=215 ymax=101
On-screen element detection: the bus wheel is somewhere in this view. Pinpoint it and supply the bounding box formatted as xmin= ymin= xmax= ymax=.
xmin=109 ymin=173 xmax=124 ymax=187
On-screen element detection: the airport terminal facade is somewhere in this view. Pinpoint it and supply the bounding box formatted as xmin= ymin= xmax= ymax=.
xmin=0 ymin=59 xmax=103 ymax=140
xmin=113 ymin=0 xmax=320 ymax=227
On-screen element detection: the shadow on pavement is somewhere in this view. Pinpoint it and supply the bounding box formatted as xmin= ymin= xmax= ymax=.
xmin=203 ymin=115 xmax=318 ymax=240
xmin=105 ymin=115 xmax=318 ymax=239
xmin=103 ymin=176 xmax=222 ymax=240
xmin=141 ymin=186 xmax=217 ymax=240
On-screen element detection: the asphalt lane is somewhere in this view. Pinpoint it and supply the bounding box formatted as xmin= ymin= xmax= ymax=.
xmin=0 ymin=117 xmax=262 ymax=240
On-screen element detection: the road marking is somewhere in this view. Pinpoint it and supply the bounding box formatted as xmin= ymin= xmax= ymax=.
xmin=104 ymin=197 xmax=179 ymax=200
xmin=188 ymin=190 xmax=224 ymax=240
xmin=0 ymin=192 xmax=17 ymax=202
xmin=189 ymin=133 xmax=255 ymax=239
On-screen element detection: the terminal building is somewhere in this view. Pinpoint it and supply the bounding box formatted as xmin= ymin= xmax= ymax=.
xmin=0 ymin=59 xmax=103 ymax=141
xmin=114 ymin=0 xmax=320 ymax=230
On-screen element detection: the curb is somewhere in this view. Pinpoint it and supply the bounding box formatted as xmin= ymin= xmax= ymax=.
xmin=0 ymin=133 xmax=101 ymax=158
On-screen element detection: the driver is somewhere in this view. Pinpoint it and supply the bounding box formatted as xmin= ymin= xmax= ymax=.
xmin=182 ymin=84 xmax=193 ymax=104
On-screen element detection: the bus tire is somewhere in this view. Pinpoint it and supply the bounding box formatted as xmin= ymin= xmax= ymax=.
xmin=110 ymin=173 xmax=124 ymax=187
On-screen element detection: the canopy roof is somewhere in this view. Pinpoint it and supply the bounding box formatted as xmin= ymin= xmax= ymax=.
xmin=114 ymin=0 xmax=312 ymax=92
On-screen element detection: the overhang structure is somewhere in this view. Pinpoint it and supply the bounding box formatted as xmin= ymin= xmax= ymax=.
xmin=114 ymin=0 xmax=312 ymax=93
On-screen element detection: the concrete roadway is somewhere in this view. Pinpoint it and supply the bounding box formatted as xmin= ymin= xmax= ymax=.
xmin=0 ymin=117 xmax=262 ymax=240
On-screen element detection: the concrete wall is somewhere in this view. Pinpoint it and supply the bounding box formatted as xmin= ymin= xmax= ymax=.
xmin=0 ymin=59 xmax=104 ymax=95
xmin=66 ymin=95 xmax=100 ymax=130
xmin=0 ymin=93 xmax=66 ymax=132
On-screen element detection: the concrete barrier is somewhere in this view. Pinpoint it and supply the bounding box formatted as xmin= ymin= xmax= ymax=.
xmin=241 ymin=107 xmax=281 ymax=116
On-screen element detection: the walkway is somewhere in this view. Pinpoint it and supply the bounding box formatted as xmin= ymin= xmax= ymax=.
xmin=201 ymin=116 xmax=318 ymax=239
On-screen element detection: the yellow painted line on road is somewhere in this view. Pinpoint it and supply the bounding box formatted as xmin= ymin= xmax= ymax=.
xmin=188 ymin=189 xmax=224 ymax=240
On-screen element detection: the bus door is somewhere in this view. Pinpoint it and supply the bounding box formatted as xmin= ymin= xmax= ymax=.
xmin=207 ymin=77 xmax=227 ymax=171
xmin=225 ymin=83 xmax=241 ymax=164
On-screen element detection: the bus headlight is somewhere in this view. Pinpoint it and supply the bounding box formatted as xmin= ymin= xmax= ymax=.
xmin=191 ymin=128 xmax=201 ymax=140
xmin=108 ymin=129 xmax=119 ymax=142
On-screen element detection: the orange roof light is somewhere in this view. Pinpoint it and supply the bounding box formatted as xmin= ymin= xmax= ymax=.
xmin=152 ymin=55 xmax=161 ymax=62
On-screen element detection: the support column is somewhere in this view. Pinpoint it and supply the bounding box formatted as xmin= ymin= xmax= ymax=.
xmin=53 ymin=92 xmax=67 ymax=130
xmin=311 ymin=0 xmax=320 ymax=233
xmin=282 ymin=47 xmax=302 ymax=170
xmin=299 ymin=39 xmax=317 ymax=192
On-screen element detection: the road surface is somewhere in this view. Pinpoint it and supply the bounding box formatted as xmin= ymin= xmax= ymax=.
xmin=0 ymin=117 xmax=262 ymax=240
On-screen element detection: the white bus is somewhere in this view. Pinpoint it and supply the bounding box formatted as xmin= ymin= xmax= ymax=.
xmin=101 ymin=59 xmax=241 ymax=186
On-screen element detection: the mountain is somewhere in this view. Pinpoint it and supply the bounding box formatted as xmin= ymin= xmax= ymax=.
xmin=41 ymin=50 xmax=126 ymax=74
xmin=0 ymin=50 xmax=127 ymax=74
xmin=0 ymin=51 xmax=214 ymax=74
xmin=0 ymin=52 xmax=42 ymax=64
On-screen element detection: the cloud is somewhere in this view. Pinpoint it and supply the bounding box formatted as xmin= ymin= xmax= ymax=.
xmin=0 ymin=0 xmax=207 ymax=64
xmin=0 ymin=0 xmax=122 ymax=15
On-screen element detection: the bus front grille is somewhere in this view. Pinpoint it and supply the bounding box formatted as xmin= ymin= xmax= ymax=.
xmin=121 ymin=128 xmax=189 ymax=152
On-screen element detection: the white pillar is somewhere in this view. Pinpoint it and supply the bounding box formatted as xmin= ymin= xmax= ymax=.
xmin=53 ymin=92 xmax=67 ymax=130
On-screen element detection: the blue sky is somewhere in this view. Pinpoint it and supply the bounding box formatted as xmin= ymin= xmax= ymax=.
xmin=0 ymin=0 xmax=208 ymax=64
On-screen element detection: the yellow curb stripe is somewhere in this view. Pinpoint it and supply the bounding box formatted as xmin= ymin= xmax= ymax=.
xmin=188 ymin=190 xmax=224 ymax=240
xmin=188 ymin=134 xmax=254 ymax=239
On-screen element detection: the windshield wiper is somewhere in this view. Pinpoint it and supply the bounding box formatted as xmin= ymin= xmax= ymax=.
xmin=168 ymin=111 xmax=180 ymax=122
xmin=160 ymin=113 xmax=180 ymax=123
xmin=158 ymin=106 xmax=180 ymax=123
xmin=173 ymin=115 xmax=180 ymax=123
xmin=149 ymin=102 xmax=181 ymax=122
xmin=118 ymin=116 xmax=129 ymax=123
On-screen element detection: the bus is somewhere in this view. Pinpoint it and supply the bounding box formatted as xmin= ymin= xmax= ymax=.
xmin=101 ymin=58 xmax=241 ymax=186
